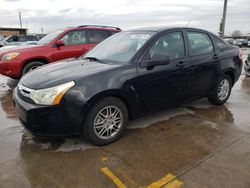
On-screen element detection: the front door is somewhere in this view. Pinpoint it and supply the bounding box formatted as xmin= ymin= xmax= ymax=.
xmin=133 ymin=31 xmax=192 ymax=113
xmin=50 ymin=30 xmax=90 ymax=62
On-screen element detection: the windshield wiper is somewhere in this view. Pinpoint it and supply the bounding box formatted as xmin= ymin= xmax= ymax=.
xmin=84 ymin=56 xmax=104 ymax=63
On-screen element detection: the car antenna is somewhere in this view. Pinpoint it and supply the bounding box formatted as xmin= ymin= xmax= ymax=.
xmin=185 ymin=20 xmax=191 ymax=27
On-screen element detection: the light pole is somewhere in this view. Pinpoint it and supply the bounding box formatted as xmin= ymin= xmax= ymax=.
xmin=219 ymin=0 xmax=228 ymax=38
xmin=19 ymin=12 xmax=23 ymax=28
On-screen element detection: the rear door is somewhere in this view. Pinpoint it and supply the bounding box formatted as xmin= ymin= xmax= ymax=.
xmin=50 ymin=30 xmax=88 ymax=62
xmin=185 ymin=30 xmax=218 ymax=98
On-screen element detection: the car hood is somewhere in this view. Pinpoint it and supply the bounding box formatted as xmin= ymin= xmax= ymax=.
xmin=20 ymin=59 xmax=121 ymax=89
xmin=0 ymin=44 xmax=45 ymax=55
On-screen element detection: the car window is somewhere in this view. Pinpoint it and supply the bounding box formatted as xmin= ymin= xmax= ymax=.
xmin=7 ymin=36 xmax=18 ymax=42
xmin=60 ymin=30 xmax=86 ymax=45
xmin=85 ymin=31 xmax=155 ymax=64
xmin=26 ymin=36 xmax=38 ymax=41
xmin=148 ymin=32 xmax=185 ymax=60
xmin=19 ymin=36 xmax=28 ymax=42
xmin=87 ymin=30 xmax=112 ymax=44
xmin=6 ymin=37 xmax=14 ymax=42
xmin=187 ymin=32 xmax=213 ymax=55
xmin=211 ymin=35 xmax=228 ymax=52
xmin=38 ymin=30 xmax=64 ymax=45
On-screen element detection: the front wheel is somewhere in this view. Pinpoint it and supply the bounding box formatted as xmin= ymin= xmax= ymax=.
xmin=208 ymin=75 xmax=232 ymax=105
xmin=22 ymin=61 xmax=45 ymax=76
xmin=83 ymin=97 xmax=128 ymax=146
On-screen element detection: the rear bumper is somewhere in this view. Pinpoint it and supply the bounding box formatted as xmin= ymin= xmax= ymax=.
xmin=235 ymin=59 xmax=243 ymax=83
xmin=13 ymin=87 xmax=86 ymax=136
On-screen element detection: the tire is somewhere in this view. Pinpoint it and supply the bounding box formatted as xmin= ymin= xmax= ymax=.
xmin=208 ymin=74 xmax=232 ymax=105
xmin=22 ymin=61 xmax=45 ymax=76
xmin=83 ymin=97 xmax=128 ymax=146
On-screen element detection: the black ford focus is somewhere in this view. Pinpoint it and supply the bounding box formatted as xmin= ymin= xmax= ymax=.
xmin=13 ymin=27 xmax=242 ymax=145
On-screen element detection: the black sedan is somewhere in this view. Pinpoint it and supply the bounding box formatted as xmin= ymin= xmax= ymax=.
xmin=14 ymin=27 xmax=243 ymax=145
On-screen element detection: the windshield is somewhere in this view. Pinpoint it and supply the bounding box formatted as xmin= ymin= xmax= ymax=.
xmin=84 ymin=31 xmax=155 ymax=64
xmin=37 ymin=30 xmax=64 ymax=45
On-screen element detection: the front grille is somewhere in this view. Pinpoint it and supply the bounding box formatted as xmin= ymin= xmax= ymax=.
xmin=17 ymin=84 xmax=34 ymax=103
xmin=18 ymin=84 xmax=33 ymax=97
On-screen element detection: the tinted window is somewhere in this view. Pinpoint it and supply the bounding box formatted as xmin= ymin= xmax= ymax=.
xmin=26 ymin=36 xmax=38 ymax=41
xmin=211 ymin=35 xmax=228 ymax=52
xmin=149 ymin=32 xmax=185 ymax=60
xmin=187 ymin=32 xmax=213 ymax=55
xmin=7 ymin=36 xmax=18 ymax=42
xmin=87 ymin=30 xmax=112 ymax=44
xmin=61 ymin=30 xmax=86 ymax=45
xmin=19 ymin=36 xmax=28 ymax=42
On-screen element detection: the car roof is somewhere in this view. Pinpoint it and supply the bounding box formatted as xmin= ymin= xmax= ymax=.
xmin=64 ymin=25 xmax=121 ymax=32
xmin=128 ymin=26 xmax=212 ymax=33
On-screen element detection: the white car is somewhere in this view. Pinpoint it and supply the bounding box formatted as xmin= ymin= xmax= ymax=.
xmin=0 ymin=35 xmax=38 ymax=47
xmin=248 ymin=40 xmax=250 ymax=47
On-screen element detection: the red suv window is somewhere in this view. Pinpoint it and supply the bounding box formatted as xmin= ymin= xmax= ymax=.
xmin=87 ymin=30 xmax=113 ymax=44
xmin=60 ymin=30 xmax=86 ymax=45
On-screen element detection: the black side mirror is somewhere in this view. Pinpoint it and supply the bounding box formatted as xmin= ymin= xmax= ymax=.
xmin=141 ymin=54 xmax=170 ymax=68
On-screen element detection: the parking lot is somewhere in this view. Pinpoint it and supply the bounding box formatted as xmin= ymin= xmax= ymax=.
xmin=0 ymin=48 xmax=249 ymax=188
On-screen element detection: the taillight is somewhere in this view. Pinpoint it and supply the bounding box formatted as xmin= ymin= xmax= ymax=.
xmin=239 ymin=50 xmax=243 ymax=60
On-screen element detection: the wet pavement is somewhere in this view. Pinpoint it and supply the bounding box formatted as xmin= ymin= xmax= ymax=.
xmin=0 ymin=49 xmax=250 ymax=188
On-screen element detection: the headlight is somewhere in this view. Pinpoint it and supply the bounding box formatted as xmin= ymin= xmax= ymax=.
xmin=1 ymin=52 xmax=20 ymax=61
xmin=30 ymin=81 xmax=75 ymax=105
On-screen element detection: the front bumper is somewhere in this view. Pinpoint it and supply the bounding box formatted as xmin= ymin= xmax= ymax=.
xmin=13 ymin=87 xmax=86 ymax=136
xmin=0 ymin=59 xmax=21 ymax=78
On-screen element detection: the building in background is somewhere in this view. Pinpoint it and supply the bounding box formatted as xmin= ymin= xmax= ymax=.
xmin=0 ymin=27 xmax=27 ymax=39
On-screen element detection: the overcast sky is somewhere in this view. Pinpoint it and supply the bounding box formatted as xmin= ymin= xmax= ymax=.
xmin=0 ymin=0 xmax=249 ymax=35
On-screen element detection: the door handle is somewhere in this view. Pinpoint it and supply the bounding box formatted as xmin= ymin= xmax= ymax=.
xmin=176 ymin=61 xmax=185 ymax=68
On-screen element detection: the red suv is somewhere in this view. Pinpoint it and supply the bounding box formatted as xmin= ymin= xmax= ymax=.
xmin=0 ymin=25 xmax=121 ymax=79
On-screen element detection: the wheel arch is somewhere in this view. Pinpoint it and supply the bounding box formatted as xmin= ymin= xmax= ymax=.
xmin=222 ymin=69 xmax=235 ymax=85
xmin=20 ymin=57 xmax=50 ymax=76
xmin=83 ymin=90 xmax=134 ymax=121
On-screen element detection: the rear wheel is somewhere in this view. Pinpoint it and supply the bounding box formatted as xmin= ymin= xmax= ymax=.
xmin=208 ymin=75 xmax=232 ymax=105
xmin=22 ymin=61 xmax=45 ymax=76
xmin=83 ymin=97 xmax=128 ymax=146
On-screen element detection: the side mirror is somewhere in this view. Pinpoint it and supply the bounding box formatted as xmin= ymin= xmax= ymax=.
xmin=55 ymin=40 xmax=65 ymax=47
xmin=141 ymin=54 xmax=170 ymax=68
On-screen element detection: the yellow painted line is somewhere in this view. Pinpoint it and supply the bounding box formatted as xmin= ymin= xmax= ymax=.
xmin=146 ymin=173 xmax=175 ymax=188
xmin=163 ymin=179 xmax=184 ymax=188
xmin=101 ymin=167 xmax=127 ymax=188
xmin=101 ymin=156 xmax=109 ymax=162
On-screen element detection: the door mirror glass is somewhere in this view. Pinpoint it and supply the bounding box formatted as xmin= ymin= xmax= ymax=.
xmin=55 ymin=40 xmax=65 ymax=47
